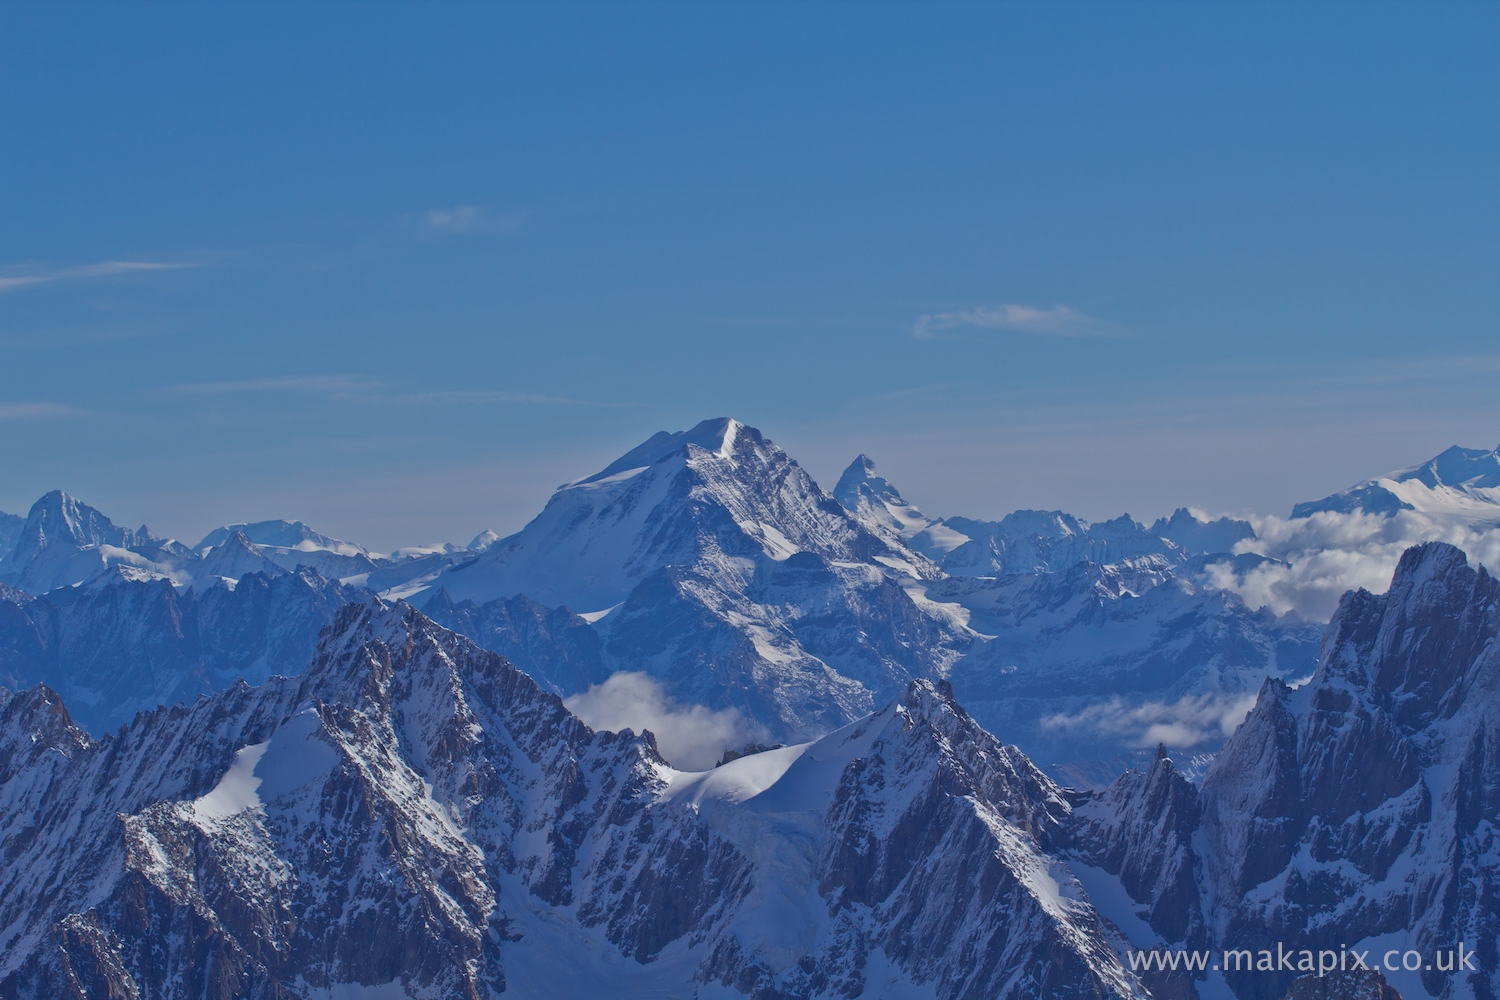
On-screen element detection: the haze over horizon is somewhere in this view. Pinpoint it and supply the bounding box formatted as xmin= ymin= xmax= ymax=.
xmin=3 ymin=2 xmax=1497 ymax=549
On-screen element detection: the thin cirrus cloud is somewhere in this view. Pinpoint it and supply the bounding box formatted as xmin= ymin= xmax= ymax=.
xmin=0 ymin=260 xmax=196 ymax=293
xmin=172 ymin=375 xmax=382 ymax=396
xmin=171 ymin=377 xmax=635 ymax=408
xmin=912 ymin=303 xmax=1118 ymax=340
xmin=419 ymin=205 xmax=522 ymax=236
xmin=0 ymin=402 xmax=81 ymax=420
xmin=392 ymin=389 xmax=639 ymax=408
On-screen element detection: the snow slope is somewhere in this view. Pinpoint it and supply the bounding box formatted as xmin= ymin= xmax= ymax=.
xmin=1293 ymin=443 xmax=1500 ymax=522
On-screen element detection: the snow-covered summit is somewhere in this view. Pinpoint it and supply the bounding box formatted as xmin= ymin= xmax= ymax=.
xmin=571 ymin=415 xmax=744 ymax=486
xmin=5 ymin=490 xmax=142 ymax=571
xmin=420 ymin=420 xmax=964 ymax=743
xmin=0 ymin=491 xmax=170 ymax=593
xmin=432 ymin=419 xmax=936 ymax=611
xmin=832 ymin=453 xmax=970 ymax=557
xmin=832 ymin=453 xmax=898 ymax=509
xmin=1292 ymin=441 xmax=1500 ymax=521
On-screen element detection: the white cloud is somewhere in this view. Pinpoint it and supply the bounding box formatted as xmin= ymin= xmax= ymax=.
xmin=1041 ymin=692 xmax=1260 ymax=750
xmin=419 ymin=205 xmax=520 ymax=236
xmin=173 ymin=375 xmax=382 ymax=395
xmin=1213 ymin=510 xmax=1500 ymax=620
xmin=0 ymin=260 xmax=195 ymax=293
xmin=564 ymin=671 xmax=763 ymax=771
xmin=913 ymin=303 xmax=1115 ymax=339
xmin=0 ymin=402 xmax=79 ymax=420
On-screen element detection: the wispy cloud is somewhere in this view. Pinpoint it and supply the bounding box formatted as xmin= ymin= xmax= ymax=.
xmin=1041 ymin=692 xmax=1260 ymax=749
xmin=0 ymin=402 xmax=81 ymax=420
xmin=0 ymin=260 xmax=196 ymax=293
xmin=172 ymin=376 xmax=637 ymax=408
xmin=391 ymin=389 xmax=640 ymax=408
xmin=913 ymin=303 xmax=1117 ymax=340
xmin=173 ymin=375 xmax=382 ymax=396
xmin=418 ymin=205 xmax=521 ymax=236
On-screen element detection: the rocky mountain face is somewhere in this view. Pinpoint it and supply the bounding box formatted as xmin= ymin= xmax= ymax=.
xmin=0 ymin=568 xmax=365 ymax=734
xmin=1068 ymin=542 xmax=1500 ymax=1000
xmin=0 ymin=491 xmax=158 ymax=594
xmin=421 ymin=588 xmax=612 ymax=696
xmin=0 ymin=599 xmax=1153 ymax=1000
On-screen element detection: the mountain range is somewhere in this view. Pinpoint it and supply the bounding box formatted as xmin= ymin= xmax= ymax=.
xmin=2 ymin=422 xmax=1498 ymax=999
xmin=0 ymin=418 xmax=1333 ymax=776
xmin=0 ymin=599 xmax=1153 ymax=1000
xmin=1 ymin=540 xmax=1492 ymax=999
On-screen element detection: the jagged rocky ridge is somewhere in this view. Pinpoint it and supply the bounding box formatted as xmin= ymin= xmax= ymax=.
xmin=0 ymin=599 xmax=1152 ymax=1000
xmin=1069 ymin=542 xmax=1500 ymax=1000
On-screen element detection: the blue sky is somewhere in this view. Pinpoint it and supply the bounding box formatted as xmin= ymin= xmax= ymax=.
xmin=2 ymin=2 xmax=1497 ymax=548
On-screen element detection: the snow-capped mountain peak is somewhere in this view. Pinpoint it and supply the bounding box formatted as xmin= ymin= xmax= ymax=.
xmin=833 ymin=453 xmax=971 ymax=557
xmin=196 ymin=518 xmax=368 ymax=558
xmin=570 ymin=415 xmax=743 ymax=487
xmin=1293 ymin=441 xmax=1500 ymax=522
xmin=466 ymin=528 xmax=501 ymax=551
xmin=431 ymin=419 xmax=936 ymax=611
xmin=6 ymin=489 xmax=138 ymax=569
xmin=833 ymin=453 xmax=899 ymax=508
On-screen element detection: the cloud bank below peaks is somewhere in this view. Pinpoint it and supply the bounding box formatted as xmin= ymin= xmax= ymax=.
xmin=1217 ymin=509 xmax=1500 ymax=620
xmin=564 ymin=671 xmax=763 ymax=772
xmin=1042 ymin=692 xmax=1262 ymax=751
